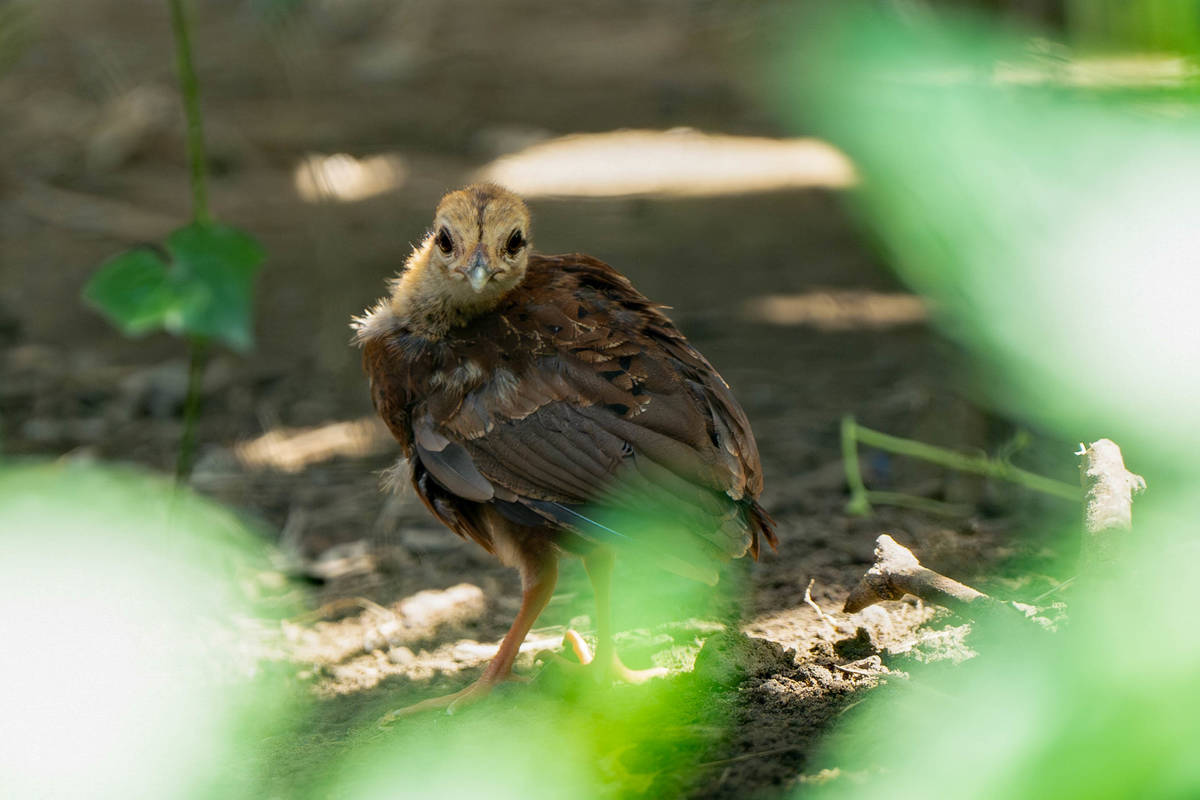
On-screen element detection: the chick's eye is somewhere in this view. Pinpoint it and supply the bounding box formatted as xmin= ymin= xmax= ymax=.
xmin=505 ymin=229 xmax=526 ymax=256
xmin=436 ymin=228 xmax=453 ymax=255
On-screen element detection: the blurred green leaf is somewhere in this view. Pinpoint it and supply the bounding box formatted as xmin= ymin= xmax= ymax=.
xmin=1066 ymin=0 xmax=1200 ymax=53
xmin=783 ymin=6 xmax=1200 ymax=458
xmin=167 ymin=223 xmax=265 ymax=351
xmin=84 ymin=222 xmax=264 ymax=352
xmin=0 ymin=459 xmax=302 ymax=799
xmin=83 ymin=247 xmax=177 ymax=336
xmin=780 ymin=7 xmax=1200 ymax=799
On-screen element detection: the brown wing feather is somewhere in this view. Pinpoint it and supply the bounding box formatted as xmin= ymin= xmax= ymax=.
xmin=362 ymin=253 xmax=776 ymax=566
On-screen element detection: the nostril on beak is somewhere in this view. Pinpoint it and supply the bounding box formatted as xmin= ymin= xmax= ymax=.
xmin=467 ymin=247 xmax=487 ymax=272
xmin=464 ymin=246 xmax=491 ymax=292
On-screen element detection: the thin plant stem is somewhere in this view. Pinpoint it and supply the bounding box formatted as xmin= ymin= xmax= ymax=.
xmin=855 ymin=420 xmax=1080 ymax=500
xmin=862 ymin=491 xmax=972 ymax=517
xmin=167 ymin=0 xmax=210 ymax=224
xmin=166 ymin=0 xmax=212 ymax=482
xmin=841 ymin=415 xmax=1081 ymax=516
xmin=176 ymin=337 xmax=208 ymax=481
xmin=841 ymin=414 xmax=873 ymax=514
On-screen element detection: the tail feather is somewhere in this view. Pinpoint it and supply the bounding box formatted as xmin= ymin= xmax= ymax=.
xmin=746 ymin=501 xmax=778 ymax=560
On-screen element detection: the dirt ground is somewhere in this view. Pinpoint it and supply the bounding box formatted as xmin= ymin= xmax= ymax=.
xmin=1 ymin=2 xmax=1078 ymax=796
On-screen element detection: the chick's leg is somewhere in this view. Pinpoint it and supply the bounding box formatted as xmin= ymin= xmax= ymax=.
xmin=561 ymin=549 xmax=667 ymax=683
xmin=382 ymin=549 xmax=558 ymax=722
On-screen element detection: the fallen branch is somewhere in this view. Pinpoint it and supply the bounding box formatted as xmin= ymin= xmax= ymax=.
xmin=844 ymin=535 xmax=982 ymax=612
xmin=843 ymin=535 xmax=1049 ymax=627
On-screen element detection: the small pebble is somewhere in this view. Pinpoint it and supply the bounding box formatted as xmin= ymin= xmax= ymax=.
xmin=378 ymin=618 xmax=402 ymax=644
xmin=363 ymin=630 xmax=386 ymax=653
xmin=387 ymin=646 xmax=416 ymax=666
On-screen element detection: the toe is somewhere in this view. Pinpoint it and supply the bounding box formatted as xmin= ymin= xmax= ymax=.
xmin=379 ymin=692 xmax=458 ymax=726
xmin=379 ymin=675 xmax=505 ymax=724
xmin=562 ymin=629 xmax=594 ymax=664
xmin=614 ymin=664 xmax=668 ymax=684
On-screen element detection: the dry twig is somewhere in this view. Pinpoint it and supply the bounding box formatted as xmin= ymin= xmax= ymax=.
xmin=804 ymin=577 xmax=845 ymax=636
xmin=844 ymin=534 xmax=985 ymax=613
xmin=843 ymin=535 xmax=1049 ymax=627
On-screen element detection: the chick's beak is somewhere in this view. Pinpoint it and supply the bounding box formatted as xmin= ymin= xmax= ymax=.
xmin=464 ymin=247 xmax=492 ymax=292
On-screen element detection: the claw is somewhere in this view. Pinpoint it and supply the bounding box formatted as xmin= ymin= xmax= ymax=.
xmin=564 ymin=629 xmax=594 ymax=664
xmin=543 ymin=629 xmax=668 ymax=685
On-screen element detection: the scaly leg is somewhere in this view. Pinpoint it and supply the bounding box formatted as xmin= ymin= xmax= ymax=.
xmin=381 ymin=548 xmax=558 ymax=722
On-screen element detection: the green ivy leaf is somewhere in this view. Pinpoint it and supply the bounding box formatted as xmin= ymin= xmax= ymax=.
xmin=83 ymin=223 xmax=265 ymax=352
xmin=83 ymin=247 xmax=177 ymax=336
xmin=166 ymin=223 xmax=265 ymax=351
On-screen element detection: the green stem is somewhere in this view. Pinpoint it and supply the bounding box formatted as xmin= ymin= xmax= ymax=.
xmin=862 ymin=491 xmax=973 ymax=518
xmin=841 ymin=415 xmax=873 ymax=515
xmin=167 ymin=0 xmax=210 ymax=224
xmin=841 ymin=415 xmax=1082 ymax=516
xmin=853 ymin=421 xmax=1081 ymax=501
xmin=167 ymin=0 xmax=212 ymax=484
xmin=176 ymin=337 xmax=208 ymax=482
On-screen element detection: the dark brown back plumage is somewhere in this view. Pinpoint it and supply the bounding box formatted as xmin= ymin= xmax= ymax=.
xmin=361 ymin=253 xmax=776 ymax=579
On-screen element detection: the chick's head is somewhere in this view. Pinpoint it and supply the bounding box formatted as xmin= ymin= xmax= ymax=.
xmin=428 ymin=183 xmax=532 ymax=303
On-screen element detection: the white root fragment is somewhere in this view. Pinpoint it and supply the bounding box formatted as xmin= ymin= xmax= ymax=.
xmin=1079 ymin=438 xmax=1146 ymax=572
xmin=805 ymin=577 xmax=847 ymax=636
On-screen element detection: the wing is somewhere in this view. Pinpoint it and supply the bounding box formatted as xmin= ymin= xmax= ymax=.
xmin=417 ymin=255 xmax=776 ymax=574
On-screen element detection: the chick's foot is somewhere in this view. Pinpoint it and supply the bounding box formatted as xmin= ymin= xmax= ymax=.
xmin=541 ymin=629 xmax=668 ymax=684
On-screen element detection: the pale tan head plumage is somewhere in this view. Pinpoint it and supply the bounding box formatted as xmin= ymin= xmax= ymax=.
xmin=431 ymin=183 xmax=532 ymax=298
xmin=356 ymin=184 xmax=533 ymax=340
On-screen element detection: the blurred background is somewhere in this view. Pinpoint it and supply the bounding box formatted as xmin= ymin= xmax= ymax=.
xmin=2 ymin=1 xmax=1197 ymax=798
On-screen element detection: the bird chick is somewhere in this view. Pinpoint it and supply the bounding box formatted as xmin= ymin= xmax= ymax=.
xmin=355 ymin=183 xmax=776 ymax=717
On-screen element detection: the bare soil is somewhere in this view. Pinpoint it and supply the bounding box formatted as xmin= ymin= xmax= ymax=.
xmin=0 ymin=2 xmax=1078 ymax=796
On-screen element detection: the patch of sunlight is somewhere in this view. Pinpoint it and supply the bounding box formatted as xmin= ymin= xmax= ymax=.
xmin=742 ymin=290 xmax=927 ymax=330
xmin=315 ymin=632 xmax=568 ymax=697
xmin=285 ymin=583 xmax=569 ymax=696
xmin=477 ymin=128 xmax=856 ymax=197
xmin=294 ymin=152 xmax=407 ymax=203
xmin=235 ymin=417 xmax=389 ymax=473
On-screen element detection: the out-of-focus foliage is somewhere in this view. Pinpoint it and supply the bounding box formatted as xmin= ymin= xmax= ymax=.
xmin=1067 ymin=0 xmax=1200 ymax=52
xmin=306 ymin=665 xmax=727 ymax=800
xmin=0 ymin=460 xmax=299 ymax=799
xmin=805 ymin=499 xmax=1200 ymax=800
xmin=0 ymin=463 xmax=735 ymax=800
xmin=84 ymin=223 xmax=265 ymax=352
xmin=788 ymin=4 xmax=1200 ymax=461
xmin=783 ymin=5 xmax=1200 ymax=798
